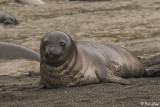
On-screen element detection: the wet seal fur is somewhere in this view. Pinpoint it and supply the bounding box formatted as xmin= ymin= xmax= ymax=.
xmin=0 ymin=11 xmax=18 ymax=26
xmin=40 ymin=31 xmax=144 ymax=88
xmin=0 ymin=42 xmax=40 ymax=61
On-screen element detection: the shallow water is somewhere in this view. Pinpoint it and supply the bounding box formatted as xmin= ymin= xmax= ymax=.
xmin=0 ymin=0 xmax=160 ymax=75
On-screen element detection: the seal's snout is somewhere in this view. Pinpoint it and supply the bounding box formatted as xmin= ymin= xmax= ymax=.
xmin=45 ymin=46 xmax=61 ymax=59
xmin=49 ymin=47 xmax=55 ymax=54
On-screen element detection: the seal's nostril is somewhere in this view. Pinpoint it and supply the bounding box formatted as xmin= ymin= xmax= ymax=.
xmin=49 ymin=47 xmax=55 ymax=53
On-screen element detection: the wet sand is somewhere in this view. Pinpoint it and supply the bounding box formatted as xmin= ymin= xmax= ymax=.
xmin=0 ymin=74 xmax=160 ymax=107
xmin=0 ymin=0 xmax=160 ymax=106
xmin=1 ymin=56 xmax=160 ymax=107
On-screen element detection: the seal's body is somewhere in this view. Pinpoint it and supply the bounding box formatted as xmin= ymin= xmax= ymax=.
xmin=40 ymin=31 xmax=144 ymax=88
xmin=0 ymin=11 xmax=18 ymax=26
xmin=0 ymin=42 xmax=40 ymax=61
xmin=14 ymin=0 xmax=44 ymax=5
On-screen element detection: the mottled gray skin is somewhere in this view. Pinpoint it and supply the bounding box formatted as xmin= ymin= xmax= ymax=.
xmin=0 ymin=11 xmax=18 ymax=26
xmin=0 ymin=42 xmax=40 ymax=61
xmin=40 ymin=31 xmax=144 ymax=88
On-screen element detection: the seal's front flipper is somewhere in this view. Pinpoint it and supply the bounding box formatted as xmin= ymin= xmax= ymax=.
xmin=96 ymin=67 xmax=130 ymax=85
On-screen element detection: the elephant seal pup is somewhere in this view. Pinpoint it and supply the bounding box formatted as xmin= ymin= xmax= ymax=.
xmin=0 ymin=11 xmax=18 ymax=26
xmin=0 ymin=42 xmax=40 ymax=61
xmin=14 ymin=0 xmax=44 ymax=5
xmin=40 ymin=31 xmax=144 ymax=88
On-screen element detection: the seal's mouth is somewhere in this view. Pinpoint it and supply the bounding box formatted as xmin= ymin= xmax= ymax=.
xmin=45 ymin=54 xmax=62 ymax=60
xmin=45 ymin=53 xmax=64 ymax=62
xmin=45 ymin=55 xmax=65 ymax=67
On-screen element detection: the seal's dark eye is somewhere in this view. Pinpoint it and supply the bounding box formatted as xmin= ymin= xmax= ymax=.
xmin=60 ymin=42 xmax=65 ymax=47
xmin=43 ymin=41 xmax=49 ymax=45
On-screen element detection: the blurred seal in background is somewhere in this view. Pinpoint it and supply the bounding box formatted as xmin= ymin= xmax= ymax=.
xmin=0 ymin=11 xmax=18 ymax=26
xmin=14 ymin=0 xmax=45 ymax=5
xmin=0 ymin=42 xmax=40 ymax=61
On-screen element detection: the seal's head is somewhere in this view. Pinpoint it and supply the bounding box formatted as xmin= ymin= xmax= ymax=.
xmin=41 ymin=31 xmax=75 ymax=67
xmin=0 ymin=15 xmax=18 ymax=25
